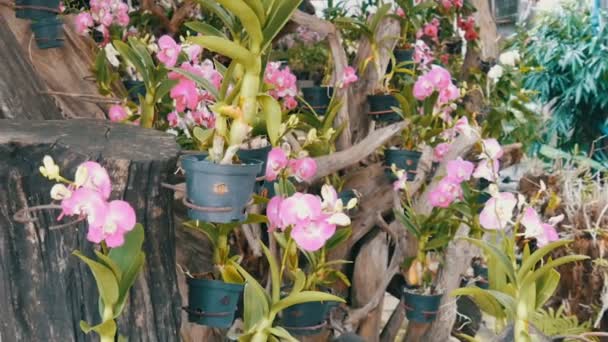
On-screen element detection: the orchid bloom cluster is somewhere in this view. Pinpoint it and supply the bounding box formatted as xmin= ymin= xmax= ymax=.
xmin=154 ymin=35 xmax=220 ymax=134
xmin=413 ymin=40 xmax=434 ymax=67
xmin=39 ymin=156 xmax=136 ymax=248
xmin=418 ymin=18 xmax=440 ymax=43
xmin=440 ymin=0 xmax=463 ymax=10
xmin=277 ymin=26 xmax=327 ymax=50
xmin=267 ymin=185 xmax=356 ymax=251
xmin=264 ymin=62 xmax=298 ymax=111
xmin=338 ymin=66 xmax=359 ymax=89
xmin=412 ymin=65 xmax=460 ymax=116
xmin=74 ymin=0 xmax=130 ymax=44
xmin=264 ymin=147 xmax=317 ymax=183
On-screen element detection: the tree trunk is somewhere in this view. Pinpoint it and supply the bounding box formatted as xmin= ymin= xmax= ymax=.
xmin=0 ymin=15 xmax=63 ymax=120
xmin=0 ymin=119 xmax=182 ymax=341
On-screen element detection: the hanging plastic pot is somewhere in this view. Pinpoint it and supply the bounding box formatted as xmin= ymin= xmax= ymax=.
xmin=181 ymin=154 xmax=262 ymax=223
xmin=473 ymin=265 xmax=489 ymax=289
xmin=31 ymin=16 xmax=63 ymax=49
xmin=338 ymin=189 xmax=357 ymax=205
xmin=403 ymin=289 xmax=443 ymax=323
xmin=394 ymin=48 xmax=414 ymax=63
xmin=302 ymin=86 xmax=333 ymax=115
xmin=123 ymin=80 xmax=146 ymax=104
xmin=445 ymin=39 xmax=463 ymax=55
xmin=28 ymin=0 xmax=60 ymax=20
xmin=384 ymin=149 xmax=422 ymax=182
xmin=184 ymin=277 xmax=244 ymax=328
xmin=15 ymin=0 xmax=33 ymax=18
xmin=281 ymin=301 xmax=333 ymax=336
xmin=368 ymin=94 xmax=401 ymax=123
xmin=236 ymin=145 xmax=271 ymax=194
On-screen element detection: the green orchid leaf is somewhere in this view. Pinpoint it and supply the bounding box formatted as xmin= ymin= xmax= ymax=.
xmin=461 ymin=237 xmax=517 ymax=285
xmin=188 ymin=36 xmax=255 ymax=68
xmin=262 ymin=0 xmax=303 ymax=50
xmin=535 ymin=268 xmax=560 ymax=309
xmin=261 ymin=243 xmax=280 ymax=302
xmin=271 ymin=291 xmax=344 ymax=314
xmin=73 ymin=251 xmax=120 ymax=306
xmin=154 ymin=78 xmax=178 ymax=102
xmin=516 ymin=240 xmax=573 ymax=282
xmin=185 ymin=21 xmax=226 ymax=37
xmin=108 ymin=224 xmax=145 ymax=274
xmin=215 ymin=0 xmax=263 ymax=46
xmin=324 ymin=227 xmax=351 ymax=251
xmin=231 ymin=260 xmax=269 ymax=331
xmin=183 ymin=220 xmax=219 ymax=246
xmin=94 ymin=250 xmax=122 ymax=280
xmin=113 ymin=40 xmax=149 ymax=86
xmin=289 ymin=269 xmax=306 ymax=296
xmin=113 ymin=251 xmax=145 ymax=318
xmin=258 ymin=94 xmax=282 ymax=146
xmin=521 ymin=255 xmax=589 ymax=292
xmin=220 ymin=264 xmax=245 ymax=284
xmin=267 ymin=327 xmax=298 ymax=341
xmin=451 ymin=287 xmax=506 ymax=319
xmin=79 ymin=319 xmax=117 ymax=336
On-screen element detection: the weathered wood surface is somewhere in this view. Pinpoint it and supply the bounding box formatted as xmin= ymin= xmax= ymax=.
xmin=0 ymin=15 xmax=63 ymax=120
xmin=0 ymin=119 xmax=182 ymax=341
xmin=1 ymin=10 xmax=116 ymax=119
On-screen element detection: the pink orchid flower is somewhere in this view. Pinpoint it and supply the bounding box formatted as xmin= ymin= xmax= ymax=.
xmin=429 ymin=178 xmax=462 ymax=208
xmin=280 ymin=193 xmax=323 ymax=227
xmin=167 ymin=111 xmax=180 ymax=128
xmin=340 ymin=66 xmax=358 ymax=88
xmin=433 ymin=142 xmax=451 ymax=162
xmin=423 ymin=22 xmax=438 ymax=40
xmin=413 ymin=40 xmax=433 ymax=66
xmin=291 ymin=217 xmax=336 ymax=252
xmin=265 ymin=147 xmax=289 ymax=181
xmin=283 ymin=96 xmax=298 ymax=111
xmin=454 ymin=116 xmax=472 ymax=137
xmin=170 ymin=79 xmax=199 ymax=112
xmin=439 ymin=83 xmax=460 ymax=104
xmin=184 ymin=45 xmax=202 ymax=62
xmin=60 ymin=187 xmax=108 ymax=229
xmin=157 ymin=35 xmax=181 ymax=68
xmin=75 ymin=12 xmax=94 ymax=35
xmin=413 ymin=75 xmax=435 ymax=100
xmin=521 ymin=208 xmax=559 ymax=247
xmin=473 ymin=159 xmax=500 ymax=182
xmin=289 ymin=157 xmax=317 ymax=182
xmin=446 ymin=157 xmax=475 ymax=183
xmin=266 ymin=196 xmax=284 ymax=232
xmin=77 ymin=161 xmax=112 ymax=199
xmin=427 ymin=65 xmax=452 ymax=90
xmin=481 ymin=138 xmax=504 ymax=160
xmin=108 ymin=104 xmax=128 ymax=122
xmin=479 ymin=192 xmax=517 ymax=230
xmin=396 ymin=7 xmax=405 ymax=17
xmin=88 ymin=200 xmax=136 ymax=247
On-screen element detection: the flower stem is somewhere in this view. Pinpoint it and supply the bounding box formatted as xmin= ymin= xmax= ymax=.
xmin=140 ymin=92 xmax=156 ymax=129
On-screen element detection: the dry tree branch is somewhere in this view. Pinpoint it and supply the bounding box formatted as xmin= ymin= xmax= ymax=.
xmin=312 ymin=121 xmax=407 ymax=181
xmin=140 ymin=0 xmax=195 ymax=35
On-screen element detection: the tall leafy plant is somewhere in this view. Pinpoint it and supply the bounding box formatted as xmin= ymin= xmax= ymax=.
xmin=522 ymin=3 xmax=608 ymax=152
xmin=185 ymin=0 xmax=303 ymax=163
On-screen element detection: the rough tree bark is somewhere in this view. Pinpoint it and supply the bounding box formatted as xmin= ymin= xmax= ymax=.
xmin=0 ymin=119 xmax=182 ymax=341
xmin=0 ymin=15 xmax=63 ymax=120
xmin=0 ymin=10 xmax=111 ymax=119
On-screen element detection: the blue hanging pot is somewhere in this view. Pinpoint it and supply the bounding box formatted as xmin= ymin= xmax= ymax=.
xmin=185 ymin=277 xmax=243 ymax=328
xmin=281 ymin=300 xmax=333 ymax=336
xmin=28 ymin=0 xmax=60 ymax=20
xmin=181 ymin=154 xmax=262 ymax=223
xmin=236 ymin=145 xmax=271 ymax=194
xmin=403 ymin=289 xmax=443 ymax=323
xmin=473 ymin=265 xmax=489 ymax=289
xmin=31 ymin=16 xmax=63 ymax=49
xmin=302 ymin=86 xmax=333 ymax=115
xmin=15 ymin=0 xmax=33 ymax=18
xmin=384 ymin=149 xmax=422 ymax=182
xmin=368 ymin=94 xmax=402 ymax=123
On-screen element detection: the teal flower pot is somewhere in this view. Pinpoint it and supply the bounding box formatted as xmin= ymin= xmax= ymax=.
xmin=237 ymin=145 xmax=271 ymax=194
xmin=368 ymin=94 xmax=401 ymax=123
xmin=403 ymin=290 xmax=443 ymax=323
xmin=123 ymin=80 xmax=146 ymax=104
xmin=338 ymin=190 xmax=357 ymax=205
xmin=384 ymin=149 xmax=422 ymax=182
xmin=185 ymin=278 xmax=243 ymax=328
xmin=281 ymin=301 xmax=332 ymax=336
xmin=31 ymin=17 xmax=63 ymax=49
xmin=473 ymin=265 xmax=489 ymax=289
xmin=394 ymin=49 xmax=414 ymax=63
xmin=302 ymin=86 xmax=333 ymax=115
xmin=29 ymin=0 xmax=60 ymax=20
xmin=15 ymin=0 xmax=33 ymax=18
xmin=181 ymin=154 xmax=262 ymax=223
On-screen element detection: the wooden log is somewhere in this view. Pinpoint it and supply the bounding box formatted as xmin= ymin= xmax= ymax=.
xmin=0 ymin=119 xmax=182 ymax=341
xmin=0 ymin=15 xmax=63 ymax=120
xmin=351 ymin=232 xmax=389 ymax=341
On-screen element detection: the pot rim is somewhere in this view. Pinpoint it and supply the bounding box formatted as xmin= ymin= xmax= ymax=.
xmin=181 ymin=154 xmax=262 ymax=174
xmin=186 ymin=277 xmax=244 ymax=291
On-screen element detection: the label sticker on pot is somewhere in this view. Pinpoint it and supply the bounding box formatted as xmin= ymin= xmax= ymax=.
xmin=213 ymin=183 xmax=228 ymax=195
